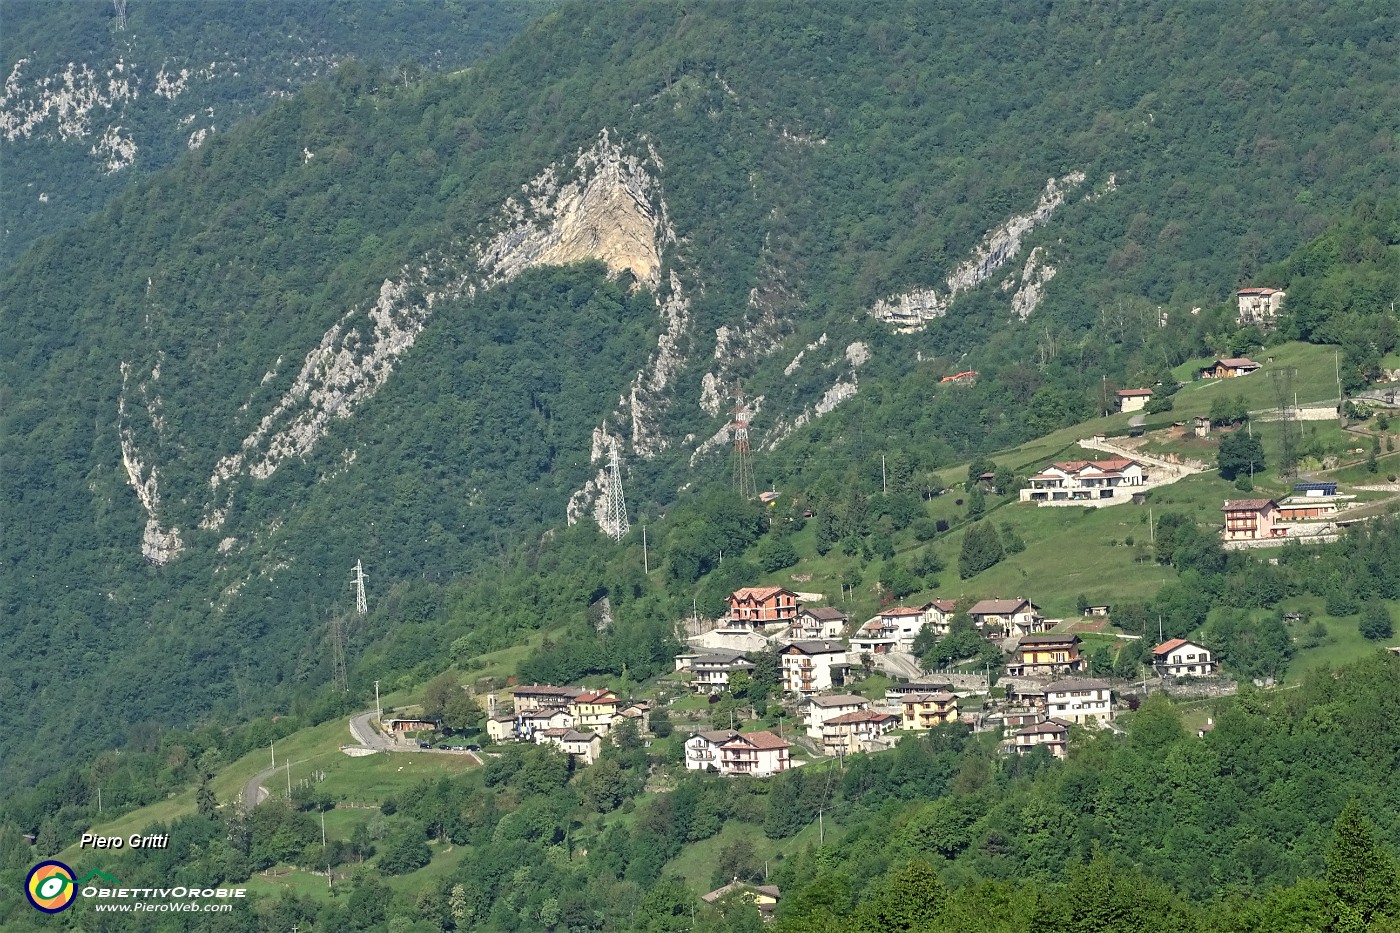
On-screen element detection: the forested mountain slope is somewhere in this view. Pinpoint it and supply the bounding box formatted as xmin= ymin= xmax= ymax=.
xmin=0 ymin=0 xmax=550 ymax=265
xmin=2 ymin=0 xmax=1397 ymax=786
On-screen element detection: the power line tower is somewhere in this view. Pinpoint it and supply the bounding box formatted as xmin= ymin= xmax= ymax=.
xmin=329 ymin=615 xmax=348 ymax=694
xmin=1270 ymin=367 xmax=1299 ymax=478
xmin=354 ymin=560 xmax=368 ymax=616
xmin=731 ymin=393 xmax=757 ymax=501
xmin=602 ymin=439 xmax=630 ymax=542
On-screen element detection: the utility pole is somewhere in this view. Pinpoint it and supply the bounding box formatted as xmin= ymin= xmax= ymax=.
xmin=330 ymin=615 xmax=348 ymax=694
xmin=321 ymin=808 xmax=326 ymax=848
xmin=354 ymin=560 xmax=367 ymax=616
xmin=374 ymin=680 xmax=382 ymax=724
xmin=819 ymin=808 xmax=824 ymax=846
xmin=97 ymin=787 xmax=101 ymax=815
xmin=882 ymin=455 xmax=887 ymax=494
xmin=642 ymin=525 xmax=649 ymax=574
xmin=271 ymin=741 xmax=275 ymax=770
xmin=286 ymin=760 xmax=291 ymax=797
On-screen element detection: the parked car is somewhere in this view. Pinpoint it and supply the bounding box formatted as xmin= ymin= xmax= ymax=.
xmin=465 ymin=744 xmax=481 ymax=752
xmin=436 ymin=743 xmax=450 ymax=750
xmin=451 ymin=745 xmax=465 ymax=751
xmin=418 ymin=742 xmax=431 ymax=749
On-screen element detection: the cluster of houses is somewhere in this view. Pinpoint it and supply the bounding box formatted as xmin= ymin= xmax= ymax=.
xmin=484 ymin=685 xmax=651 ymax=766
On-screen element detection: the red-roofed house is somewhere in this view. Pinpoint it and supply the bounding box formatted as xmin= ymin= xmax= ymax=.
xmin=727 ymin=586 xmax=800 ymax=629
xmin=1221 ymin=499 xmax=1282 ymax=542
xmin=820 ymin=710 xmax=900 ymax=755
xmin=1019 ymin=458 xmax=1147 ymax=504
xmin=1013 ymin=718 xmax=1071 ymax=758
xmin=1117 ymin=388 xmax=1155 ymax=413
xmin=569 ymin=689 xmax=621 ymax=735
xmin=1153 ymin=639 xmax=1217 ymax=677
xmin=535 ymin=728 xmax=603 ymax=766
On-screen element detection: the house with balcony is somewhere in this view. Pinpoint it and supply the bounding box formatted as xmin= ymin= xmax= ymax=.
xmin=1221 ymin=499 xmax=1282 ymax=542
xmin=1044 ymin=678 xmax=1114 ymax=727
xmin=569 ymin=689 xmax=620 ymax=735
xmin=967 ymin=598 xmax=1046 ymax=639
xmin=517 ymin=707 xmax=574 ymax=738
xmin=1012 ymin=718 xmax=1071 ymax=758
xmin=685 ymin=649 xmax=756 ymax=694
xmin=804 ymin=694 xmax=871 ymax=739
xmin=727 ymin=586 xmax=800 ymax=631
xmin=787 ymin=606 xmax=850 ymax=641
xmin=821 ymin=710 xmax=900 ymax=755
xmin=719 ymin=731 xmax=792 ymax=776
xmin=900 ymin=691 xmax=959 ymax=730
xmin=701 ymin=881 xmax=781 ymax=922
xmin=1019 ymin=458 xmax=1147 ymax=504
xmin=779 ymin=640 xmax=849 ymax=695
xmin=851 ymin=606 xmax=929 ymax=653
xmin=917 ymin=599 xmax=959 ymax=638
xmin=510 ymin=685 xmax=585 ymax=712
xmin=1007 ymin=634 xmax=1085 ymax=677
xmin=1152 ymin=639 xmax=1217 ymax=677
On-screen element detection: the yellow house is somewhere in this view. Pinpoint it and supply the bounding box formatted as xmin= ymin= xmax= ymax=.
xmin=901 ymin=691 xmax=959 ymax=730
xmin=701 ymin=880 xmax=781 ymax=921
xmin=1007 ymin=634 xmax=1085 ymax=677
xmin=569 ymin=689 xmax=620 ymax=735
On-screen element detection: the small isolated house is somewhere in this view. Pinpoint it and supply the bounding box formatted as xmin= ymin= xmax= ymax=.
xmin=1237 ymin=287 xmax=1285 ymax=326
xmin=1117 ymin=388 xmax=1155 ymax=413
xmin=1200 ymin=358 xmax=1261 ymax=379
xmin=701 ymin=880 xmax=781 ymax=921
xmin=1153 ymin=639 xmax=1217 ymax=677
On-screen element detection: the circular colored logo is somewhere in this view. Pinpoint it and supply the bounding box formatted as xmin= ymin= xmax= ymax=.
xmin=26 ymin=860 xmax=76 ymax=913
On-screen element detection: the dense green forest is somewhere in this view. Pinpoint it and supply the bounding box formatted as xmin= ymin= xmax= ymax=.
xmin=1 ymin=0 xmax=550 ymax=264
xmin=3 ymin=0 xmax=1398 ymax=802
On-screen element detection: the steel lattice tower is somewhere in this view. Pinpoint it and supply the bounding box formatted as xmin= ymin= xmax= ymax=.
xmin=329 ymin=615 xmax=348 ymax=693
xmin=602 ymin=440 xmax=630 ymax=542
xmin=354 ymin=560 xmax=368 ymax=616
xmin=731 ymin=394 xmax=757 ymax=501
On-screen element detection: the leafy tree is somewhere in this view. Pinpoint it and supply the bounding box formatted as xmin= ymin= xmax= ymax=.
xmin=420 ymin=671 xmax=460 ymax=722
xmin=1218 ymin=431 xmax=1266 ymax=480
xmin=1360 ymin=604 xmax=1394 ymax=642
xmin=378 ymin=824 xmax=431 ymax=875
xmin=756 ymin=536 xmax=799 ymax=572
xmin=959 ymin=522 xmax=1004 ymax=578
xmin=1326 ymin=800 xmax=1399 ymax=928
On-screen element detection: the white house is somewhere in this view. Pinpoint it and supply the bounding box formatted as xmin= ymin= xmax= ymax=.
xmin=779 ymin=640 xmax=849 ymax=695
xmin=787 ymin=607 xmax=849 ymax=641
xmin=686 ymin=650 xmax=755 ymax=694
xmin=804 ymin=694 xmax=871 ymax=739
xmin=1020 ymin=458 xmax=1148 ymax=504
xmin=918 ymin=599 xmax=959 ymax=638
xmin=967 ymin=598 xmax=1046 ymax=638
xmin=1044 ymin=678 xmax=1114 ymax=727
xmin=535 ymin=729 xmax=602 ymax=766
xmin=1152 ymin=639 xmax=1217 ymax=677
xmin=852 ymin=606 xmax=928 ymax=653
xmin=685 ymin=729 xmax=791 ymax=776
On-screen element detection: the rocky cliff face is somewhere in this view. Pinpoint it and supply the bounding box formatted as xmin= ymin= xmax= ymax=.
xmin=870 ymin=172 xmax=1088 ymax=332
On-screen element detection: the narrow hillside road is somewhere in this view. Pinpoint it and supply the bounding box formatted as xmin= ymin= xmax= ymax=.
xmin=241 ymin=765 xmax=277 ymax=814
xmin=873 ymin=651 xmax=925 ymax=682
xmin=349 ymin=710 xmax=394 ymax=750
xmin=1078 ymin=436 xmax=1211 ymax=480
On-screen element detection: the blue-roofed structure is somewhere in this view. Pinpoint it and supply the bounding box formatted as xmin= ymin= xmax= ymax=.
xmin=1293 ymin=482 xmax=1338 ymax=497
